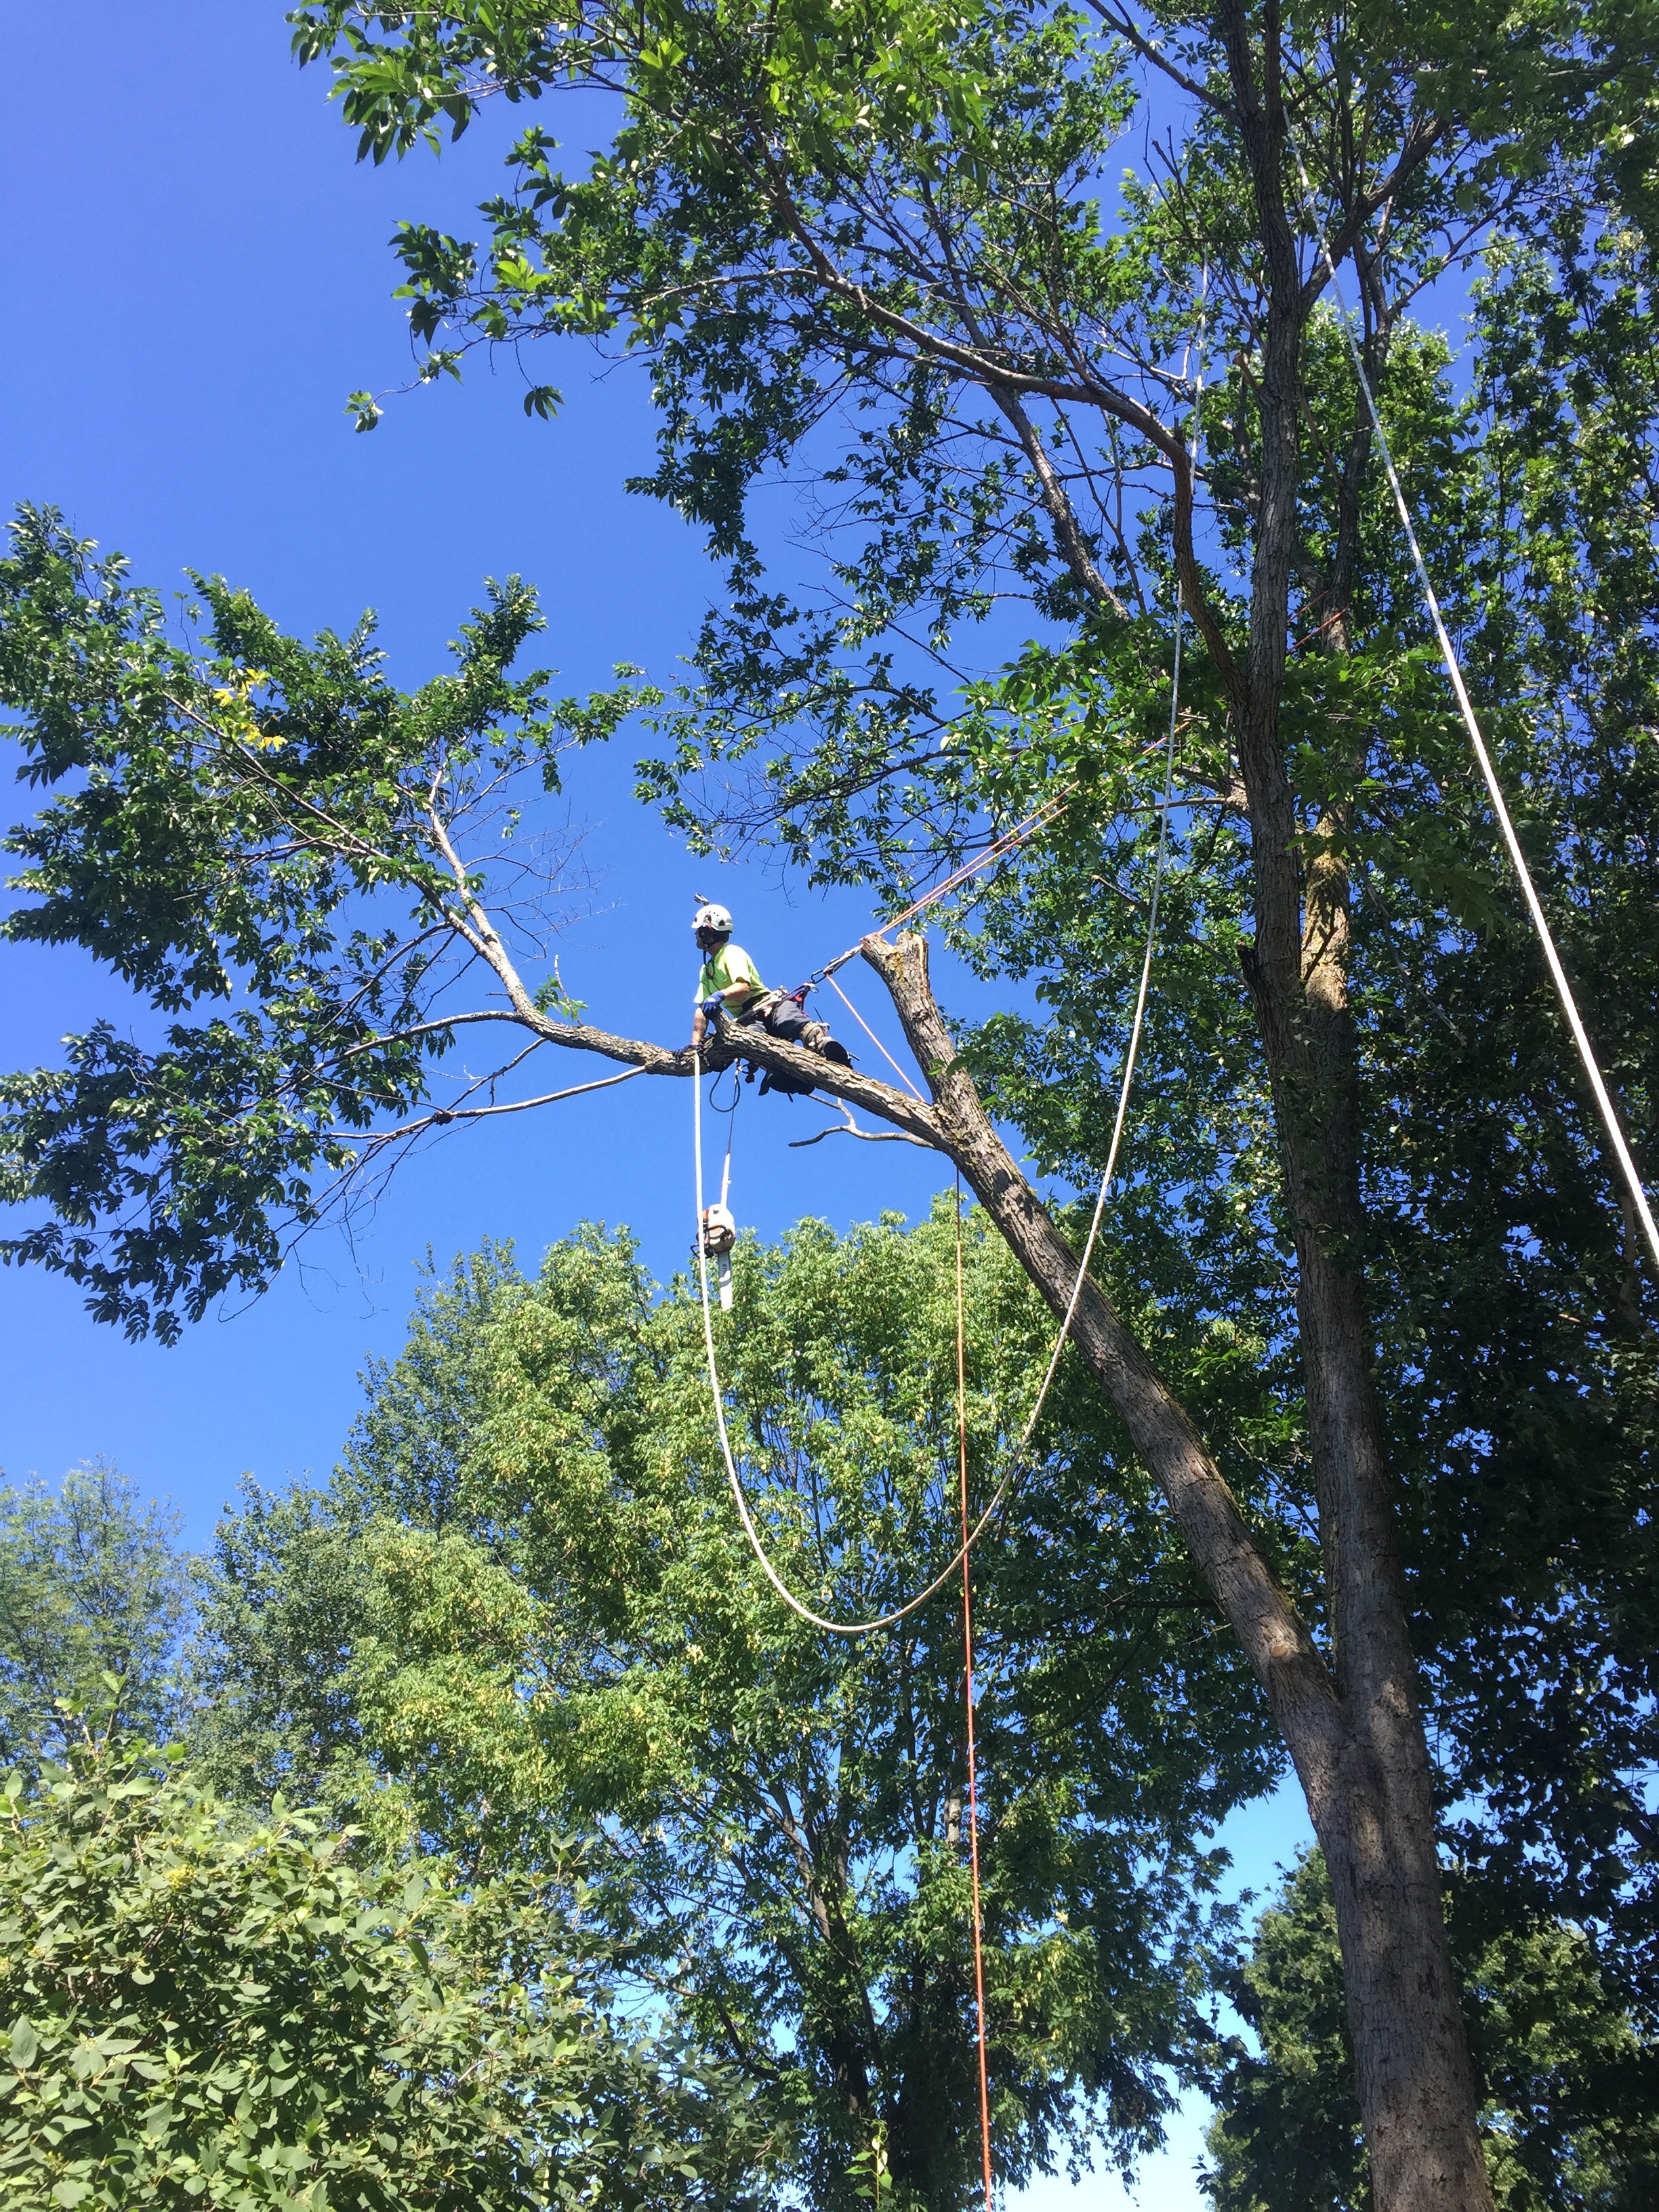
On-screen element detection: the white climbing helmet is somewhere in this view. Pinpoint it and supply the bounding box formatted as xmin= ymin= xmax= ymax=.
xmin=693 ymin=899 xmax=733 ymax=936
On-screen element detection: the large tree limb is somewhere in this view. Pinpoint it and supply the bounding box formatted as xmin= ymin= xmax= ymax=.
xmin=528 ymin=1004 xmax=947 ymax=1150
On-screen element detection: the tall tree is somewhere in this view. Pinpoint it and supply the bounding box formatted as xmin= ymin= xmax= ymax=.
xmin=0 ymin=1462 xmax=192 ymax=1761
xmin=3 ymin=2 xmax=1657 ymax=2202
xmin=278 ymin=6 xmax=1656 ymax=2203
xmin=197 ymin=1214 xmax=1279 ymax=2211
xmin=188 ymin=1244 xmax=531 ymax=1799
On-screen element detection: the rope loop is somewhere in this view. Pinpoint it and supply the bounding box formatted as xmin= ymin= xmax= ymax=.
xmin=691 ymin=283 xmax=1208 ymax=1638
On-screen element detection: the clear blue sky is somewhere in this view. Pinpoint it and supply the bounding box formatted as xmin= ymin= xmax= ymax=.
xmin=0 ymin=0 xmax=965 ymax=1537
xmin=1 ymin=11 xmax=1313 ymax=2199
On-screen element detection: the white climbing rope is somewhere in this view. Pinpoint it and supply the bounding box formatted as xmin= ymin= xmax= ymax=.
xmin=693 ymin=1044 xmax=1015 ymax=1633
xmin=689 ymin=580 xmax=1191 ymax=1635
xmin=1291 ymin=142 xmax=1659 ymax=1271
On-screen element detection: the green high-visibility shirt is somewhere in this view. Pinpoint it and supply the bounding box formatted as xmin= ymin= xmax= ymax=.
xmin=695 ymin=941 xmax=763 ymax=1006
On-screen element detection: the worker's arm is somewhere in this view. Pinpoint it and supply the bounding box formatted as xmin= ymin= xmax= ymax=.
xmin=690 ymin=981 xmax=755 ymax=1047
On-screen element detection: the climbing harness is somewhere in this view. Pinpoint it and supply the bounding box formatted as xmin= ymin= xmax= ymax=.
xmin=1290 ymin=142 xmax=1659 ymax=1272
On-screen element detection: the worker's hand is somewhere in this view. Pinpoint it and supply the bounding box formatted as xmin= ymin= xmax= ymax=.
xmin=700 ymin=996 xmax=726 ymax=1020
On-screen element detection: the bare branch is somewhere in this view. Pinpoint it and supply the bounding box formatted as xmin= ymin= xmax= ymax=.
xmin=984 ymin=386 xmax=1133 ymax=619
xmin=787 ymin=1099 xmax=936 ymax=1149
xmin=329 ymin=1063 xmax=649 ymax=1143
xmin=337 ymin=1008 xmax=529 ymax=1060
xmin=1081 ymin=0 xmax=1235 ymax=114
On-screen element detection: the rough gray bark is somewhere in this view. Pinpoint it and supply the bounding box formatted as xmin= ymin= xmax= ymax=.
xmin=1211 ymin=1 xmax=1492 ymax=2198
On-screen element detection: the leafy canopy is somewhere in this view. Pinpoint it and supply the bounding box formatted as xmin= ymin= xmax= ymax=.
xmin=194 ymin=1210 xmax=1284 ymax=2211
xmin=0 ymin=1463 xmax=192 ymax=1765
xmin=0 ymin=505 xmax=632 ymax=1340
xmin=0 ymin=1731 xmax=760 ymax=2212
xmin=281 ymin=0 xmax=1659 ymax=2126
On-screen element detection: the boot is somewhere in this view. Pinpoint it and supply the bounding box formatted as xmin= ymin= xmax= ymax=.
xmin=794 ymin=1016 xmax=851 ymax=1064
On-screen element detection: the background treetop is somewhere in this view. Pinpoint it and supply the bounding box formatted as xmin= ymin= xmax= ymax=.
xmin=0 ymin=1729 xmax=761 ymax=2212
xmin=192 ymin=1209 xmax=1282 ymax=2209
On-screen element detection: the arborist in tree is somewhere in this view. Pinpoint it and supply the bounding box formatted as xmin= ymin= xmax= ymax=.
xmin=688 ymin=899 xmax=851 ymax=1093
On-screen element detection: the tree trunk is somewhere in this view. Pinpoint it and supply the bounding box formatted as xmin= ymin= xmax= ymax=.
xmin=863 ymin=931 xmax=1492 ymax=2211
xmin=1200 ymin=3 xmax=1497 ymax=2199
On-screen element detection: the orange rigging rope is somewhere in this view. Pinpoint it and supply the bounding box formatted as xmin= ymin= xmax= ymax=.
xmin=821 ymin=968 xmax=929 ymax=1101
xmin=954 ymin=1173 xmax=996 ymax=2212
